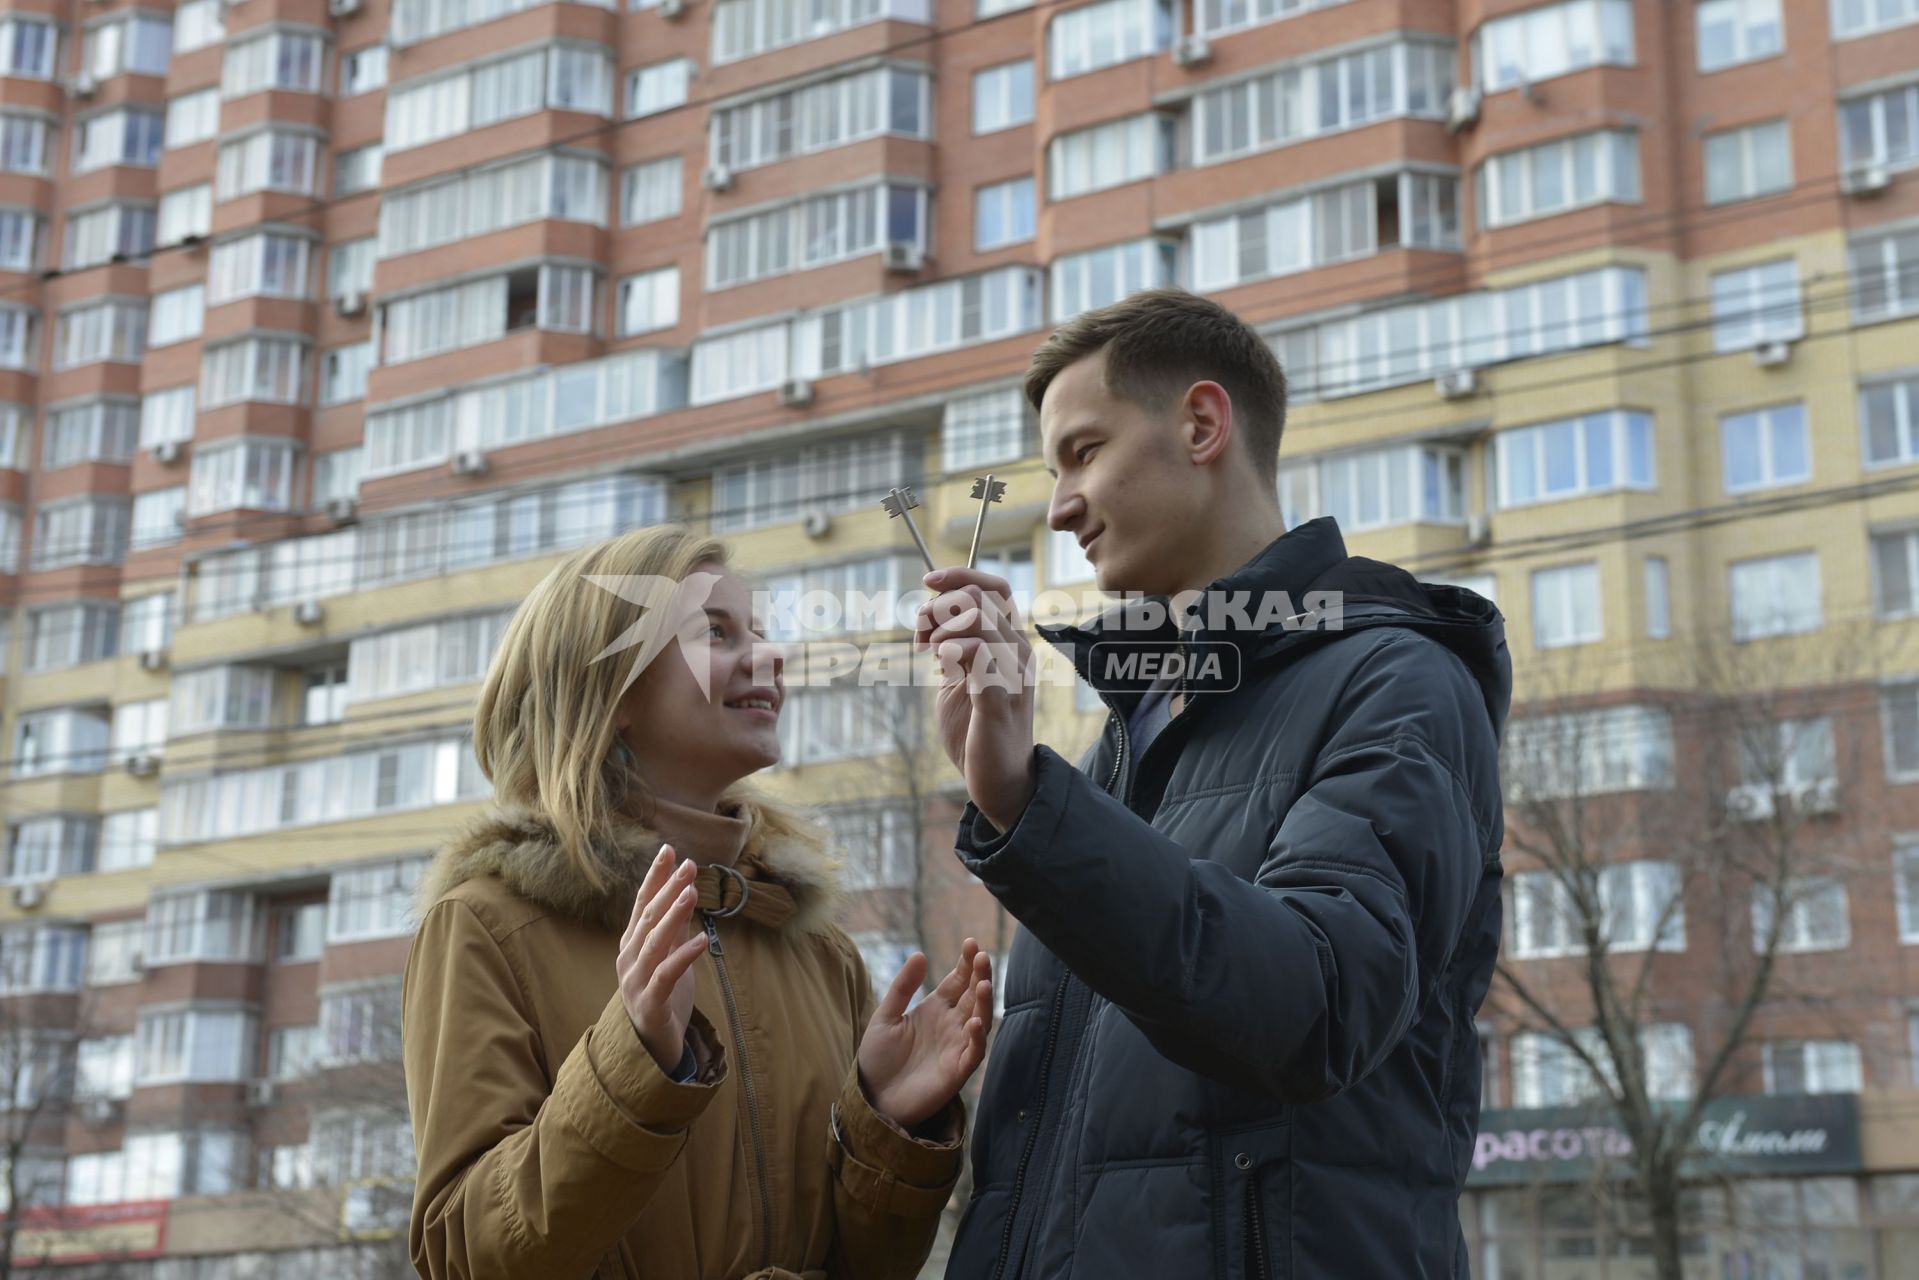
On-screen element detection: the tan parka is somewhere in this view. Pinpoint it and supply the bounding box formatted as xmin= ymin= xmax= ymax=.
xmin=402 ymin=797 xmax=964 ymax=1280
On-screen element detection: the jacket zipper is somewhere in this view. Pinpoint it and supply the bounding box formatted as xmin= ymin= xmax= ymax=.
xmin=1104 ymin=708 xmax=1128 ymax=797
xmin=1244 ymin=1173 xmax=1269 ymax=1280
xmin=991 ymin=974 xmax=1073 ymax=1280
xmin=704 ymin=914 xmax=774 ymax=1269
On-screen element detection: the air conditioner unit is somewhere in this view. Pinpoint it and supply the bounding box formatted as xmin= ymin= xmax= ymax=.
xmin=1436 ymin=368 xmax=1479 ymax=400
xmin=779 ymin=378 xmax=814 ymax=408
xmin=1842 ymin=163 xmax=1890 ymax=197
xmin=702 ymin=164 xmax=733 ymax=193
xmin=1173 ymin=35 xmax=1212 ymax=68
xmin=882 ymin=242 xmax=924 ymax=273
xmin=69 ymin=73 xmax=97 ymax=99
xmin=292 ymin=599 xmax=325 ymax=627
xmin=335 ymin=290 xmax=366 ymax=317
xmin=1445 ymin=87 xmax=1481 ymax=133
xmin=244 ymin=1079 xmax=276 ymax=1108
xmin=10 ymin=883 xmax=44 ymax=911
xmin=660 ymin=0 xmax=687 ymax=16
xmin=1789 ymin=777 xmax=1840 ymax=815
xmin=1726 ymin=783 xmax=1776 ymax=821
xmin=138 ymin=647 xmax=168 ymax=672
xmin=124 ymin=752 xmax=161 ymax=779
xmin=151 ymin=439 xmax=183 ymax=466
xmin=1751 ymin=339 xmax=1792 ymax=369
xmin=450 ymin=449 xmax=488 ymax=477
xmin=800 ymin=508 xmax=831 ymax=539
xmin=80 ymin=1097 xmax=119 ymax=1125
xmin=324 ymin=496 xmax=359 ymax=525
xmin=1465 ymin=512 xmax=1492 ymax=547
xmin=328 ymin=0 xmax=363 ymax=14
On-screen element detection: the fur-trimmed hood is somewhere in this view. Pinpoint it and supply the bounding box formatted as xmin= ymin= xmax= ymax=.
xmin=419 ymin=788 xmax=843 ymax=935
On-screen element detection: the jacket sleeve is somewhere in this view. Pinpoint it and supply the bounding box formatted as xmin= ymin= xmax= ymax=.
xmin=825 ymin=937 xmax=967 ymax=1280
xmin=404 ymin=896 xmax=728 ymax=1280
xmin=955 ymin=633 xmax=1498 ymax=1102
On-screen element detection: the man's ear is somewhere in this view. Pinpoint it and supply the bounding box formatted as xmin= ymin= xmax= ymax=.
xmin=1184 ymin=381 xmax=1234 ymax=466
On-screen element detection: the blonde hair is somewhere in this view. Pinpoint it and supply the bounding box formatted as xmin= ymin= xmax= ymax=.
xmin=474 ymin=524 xmax=731 ymax=892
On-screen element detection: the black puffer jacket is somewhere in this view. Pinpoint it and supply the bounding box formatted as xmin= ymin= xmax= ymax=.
xmin=946 ymin=519 xmax=1509 ymax=1280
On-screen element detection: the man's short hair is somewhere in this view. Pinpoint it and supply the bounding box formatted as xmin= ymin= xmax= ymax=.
xmin=1024 ymin=288 xmax=1289 ymax=486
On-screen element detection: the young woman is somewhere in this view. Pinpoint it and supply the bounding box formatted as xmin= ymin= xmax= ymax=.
xmin=404 ymin=525 xmax=993 ymax=1280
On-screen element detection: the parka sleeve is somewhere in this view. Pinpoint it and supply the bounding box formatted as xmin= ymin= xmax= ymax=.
xmin=404 ymin=895 xmax=728 ymax=1279
xmin=824 ymin=937 xmax=967 ymax=1280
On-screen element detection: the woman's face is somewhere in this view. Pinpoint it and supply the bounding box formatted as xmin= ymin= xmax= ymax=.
xmin=616 ymin=565 xmax=785 ymax=802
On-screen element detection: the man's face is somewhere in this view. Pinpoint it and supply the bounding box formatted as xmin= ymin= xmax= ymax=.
xmin=1041 ymin=349 xmax=1204 ymax=599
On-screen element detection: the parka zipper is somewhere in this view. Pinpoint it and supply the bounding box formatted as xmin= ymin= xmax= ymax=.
xmin=703 ymin=914 xmax=774 ymax=1268
xmin=1245 ymin=1173 xmax=1270 ymax=1280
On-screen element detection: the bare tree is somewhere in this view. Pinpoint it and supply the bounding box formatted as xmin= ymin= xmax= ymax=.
xmin=1491 ymin=624 xmax=1895 ymax=1279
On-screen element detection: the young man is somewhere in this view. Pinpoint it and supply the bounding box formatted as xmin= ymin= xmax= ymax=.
xmin=916 ymin=289 xmax=1509 ymax=1279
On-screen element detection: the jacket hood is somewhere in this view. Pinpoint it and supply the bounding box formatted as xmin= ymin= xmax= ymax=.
xmin=1038 ymin=517 xmax=1511 ymax=739
xmin=419 ymin=787 xmax=844 ymax=934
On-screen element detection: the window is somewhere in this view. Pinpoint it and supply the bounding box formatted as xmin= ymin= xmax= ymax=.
xmin=1851 ymin=226 xmax=1919 ymax=324
xmin=189 ymin=440 xmax=298 ymax=516
xmin=223 ymin=30 xmax=327 ymax=97
xmin=165 ymin=88 xmax=219 ymax=150
xmin=386 ymin=44 xmax=614 ymax=151
xmin=148 ymin=285 xmax=203 ymax=347
xmin=380 ymin=153 xmax=606 ymax=258
xmin=210 ymin=233 xmax=310 ymax=304
xmin=341 ymin=45 xmax=387 ymax=95
xmin=1532 ymin=563 xmax=1602 ymax=648
xmin=973 ymin=60 xmax=1034 ymax=134
xmin=1506 ymin=706 xmax=1675 ymax=799
xmin=1048 ymin=112 xmax=1178 ymax=200
xmin=267 ymin=1024 xmax=317 ymax=1079
xmin=626 ymin=56 xmax=691 ymax=118
xmin=1476 ymin=130 xmax=1640 ymax=229
xmin=312 ymin=1110 xmax=413 ymax=1185
xmin=1493 ymin=410 xmax=1654 ymax=508
xmin=64 ymin=204 xmax=157 ymax=271
xmin=43 ymin=400 xmax=139 ymax=468
xmin=942 ymin=386 xmax=1030 ymax=471
xmin=1721 ymin=402 xmax=1810 ymax=492
xmin=66 ymin=1131 xmax=245 ymax=1204
xmin=706 ymin=183 xmax=928 ymax=289
xmin=1192 ymin=0 xmax=1345 ymax=36
xmin=1049 ymin=238 xmax=1179 ymax=322
xmin=86 ymin=14 xmax=172 ymax=79
xmin=617 ymin=267 xmax=679 ymax=336
xmin=1049 ymin=0 xmax=1171 ymax=79
xmin=0 ymin=306 xmax=31 ymax=371
xmin=170 ymin=666 xmax=276 ymax=735
xmin=334 ymin=144 xmax=382 ymax=196
xmin=1510 ymin=1024 xmax=1692 ymax=1107
xmin=1475 ymin=0 xmax=1634 ymax=92
xmin=975 ymin=177 xmax=1035 ymax=252
xmin=1729 ymin=552 xmax=1821 ymax=640
xmin=1645 ymin=556 xmax=1670 ymax=638
xmin=1872 ymin=529 xmax=1919 ymax=619
xmin=1832 ymin=0 xmax=1919 ymax=37
xmin=711 ymin=65 xmax=928 ymax=170
xmin=776 ymin=684 xmax=911 ymax=766
xmin=347 ymin=611 xmax=511 ymax=701
xmin=1192 ymin=174 xmax=1459 ymax=292
xmin=1738 ymin=718 xmax=1836 ymax=794
xmin=1191 ymin=41 xmax=1455 ymax=168
xmin=821 ymin=806 xmax=916 ymax=889
xmin=23 ymin=602 xmax=118 ymax=672
xmin=1752 ymin=876 xmax=1849 ymax=952
xmin=1048 ymin=526 xmax=1096 ymax=584
xmin=174 ymin=0 xmax=225 ymax=53
xmin=0 ymin=210 xmax=39 ymax=272
xmin=1711 ymin=259 xmax=1803 ymax=352
xmin=4 ymin=817 xmax=99 ymax=883
xmin=0 ymin=404 xmax=20 ymax=469
xmin=1277 ymin=444 xmax=1466 ymax=532
xmin=131 ymin=487 xmax=186 ymax=549
xmin=0 ymin=926 xmax=86 ymax=993
xmin=1704 ymin=120 xmax=1791 ymax=204
xmin=304 ymin=663 xmax=347 ymax=726
xmin=201 ymin=338 xmax=306 ymax=408
xmin=759 ymin=556 xmax=912 ymax=641
xmin=1883 ymin=684 xmax=1919 ymax=780
xmin=30 ymin=500 xmax=129 ymax=570
xmin=146 ymin=891 xmax=259 ymax=964
xmin=380 ymin=266 xmax=596 ymax=363
xmin=712 ymin=433 xmax=910 ymax=533
xmin=1509 ymin=861 xmax=1685 ymax=958
xmin=215 ymin=130 xmax=321 ymax=200
xmin=137 ymin=1007 xmax=257 ymax=1084
xmin=108 ymin=699 xmax=168 ymax=765
xmin=327 ymin=858 xmax=428 ymax=943
xmin=312 ymin=448 xmax=363 ymax=506
xmin=73 ymin=108 xmax=164 ymax=173
xmin=1840 ymin=82 xmax=1919 ymax=174
xmin=321 ymin=344 xmax=372 ymax=406
xmin=711 ymin=0 xmax=932 ymax=63
xmin=157 ymin=185 xmax=212 ymax=247
xmin=0 ymin=113 xmax=49 ymax=173
xmin=141 ymin=386 xmax=195 ymax=447
xmin=0 ymin=17 xmax=59 ymax=78
xmin=622 ymin=156 xmax=681 ymax=226
xmin=99 ymin=810 xmax=157 ymax=872
xmin=320 ymin=982 xmax=404 ymax=1065
xmin=123 ymin=592 xmax=174 ymax=653
xmin=1764 ymin=1041 xmax=1862 ymax=1095
xmin=76 ymin=1036 xmax=134 ymax=1101
xmin=1698 ymin=0 xmax=1783 ymax=70
xmin=1865 ymin=375 xmax=1919 ymax=469
xmin=328 ymin=237 xmax=375 ymax=299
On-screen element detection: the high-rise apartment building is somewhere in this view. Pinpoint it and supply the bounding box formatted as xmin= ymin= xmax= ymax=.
xmin=0 ymin=0 xmax=1917 ymax=1273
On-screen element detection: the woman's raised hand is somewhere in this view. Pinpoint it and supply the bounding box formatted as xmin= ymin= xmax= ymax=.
xmin=857 ymin=939 xmax=994 ymax=1130
xmin=619 ymin=845 xmax=710 ymax=1074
